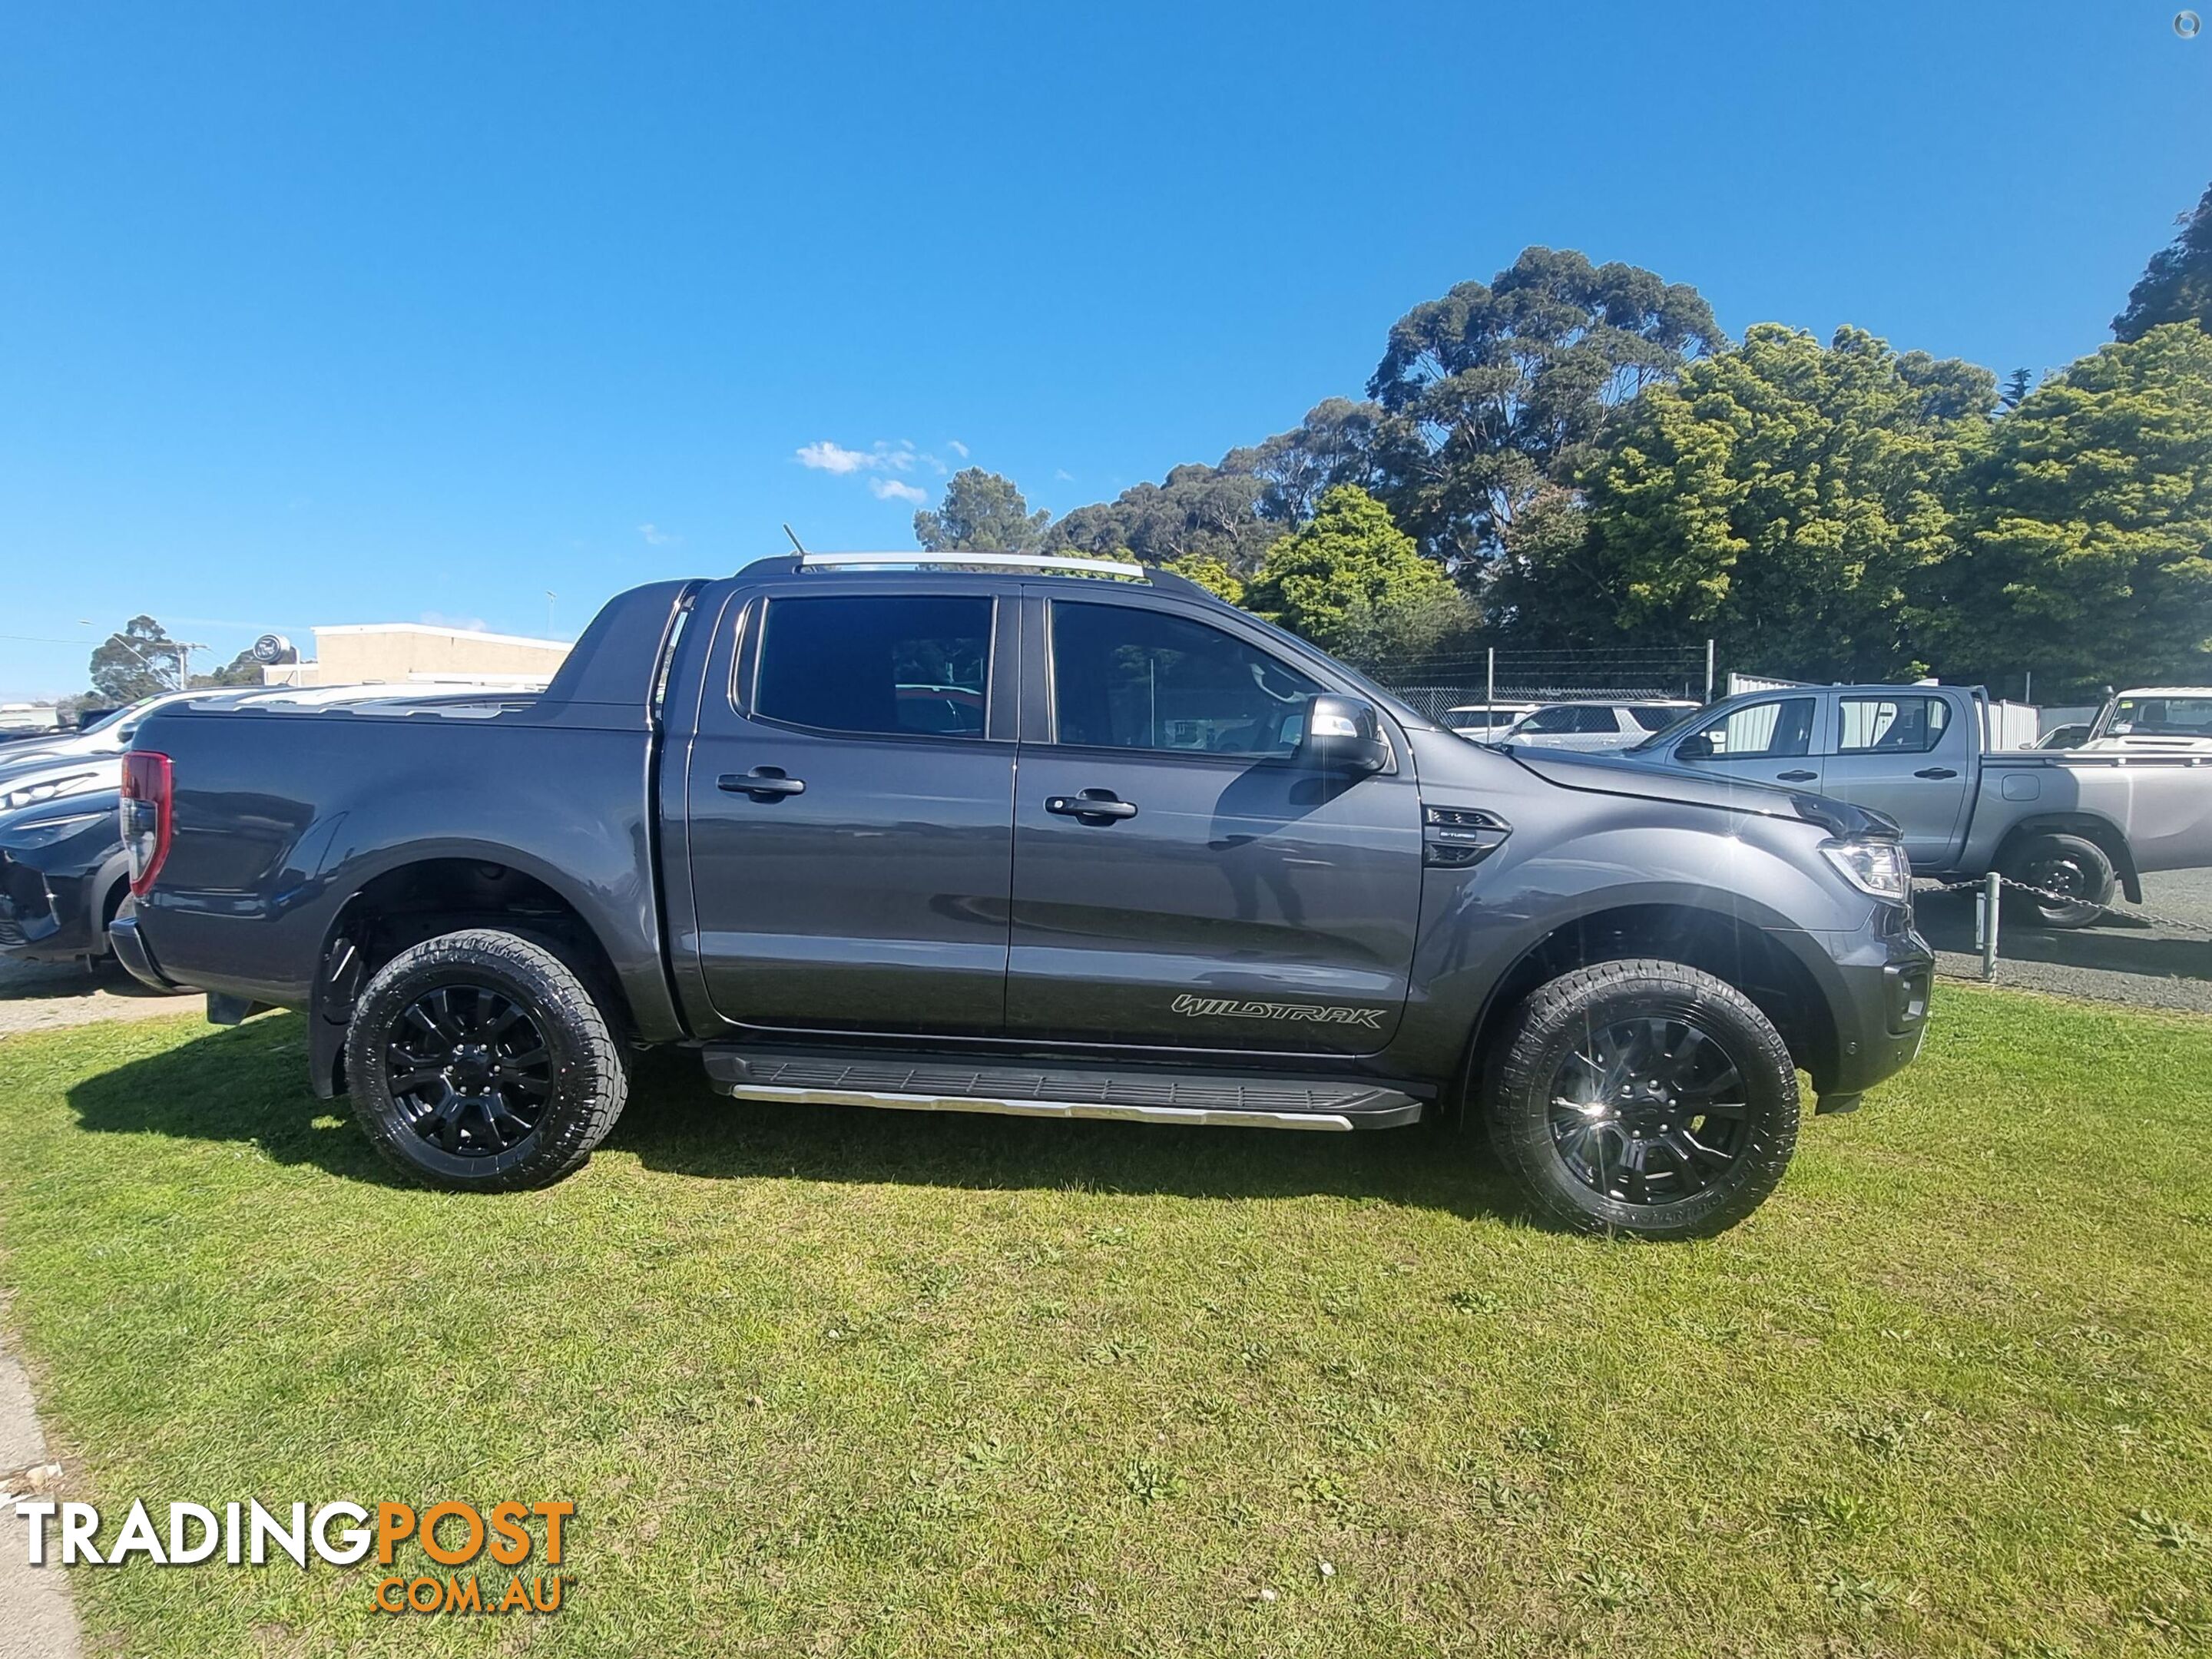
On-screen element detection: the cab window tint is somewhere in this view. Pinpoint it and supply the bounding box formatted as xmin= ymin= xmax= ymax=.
xmin=1837 ymin=696 xmax=1949 ymax=753
xmin=753 ymin=594 xmax=992 ymax=739
xmin=1685 ymin=697 xmax=1815 ymax=760
xmin=1050 ymin=603 xmax=1320 ymax=756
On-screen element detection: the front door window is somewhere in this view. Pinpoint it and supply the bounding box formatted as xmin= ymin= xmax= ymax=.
xmin=1049 ymin=602 xmax=1320 ymax=758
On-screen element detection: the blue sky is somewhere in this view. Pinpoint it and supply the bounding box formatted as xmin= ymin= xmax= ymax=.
xmin=2 ymin=1 xmax=2206 ymax=697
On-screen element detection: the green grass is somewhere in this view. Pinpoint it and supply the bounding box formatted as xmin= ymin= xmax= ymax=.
xmin=1 ymin=989 xmax=2210 ymax=1656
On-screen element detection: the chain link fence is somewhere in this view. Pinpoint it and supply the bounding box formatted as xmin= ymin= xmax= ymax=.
xmin=1366 ymin=646 xmax=1714 ymax=724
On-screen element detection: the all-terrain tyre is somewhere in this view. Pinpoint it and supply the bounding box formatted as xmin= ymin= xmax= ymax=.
xmin=344 ymin=928 xmax=628 ymax=1191
xmin=2001 ymin=832 xmax=2117 ymax=930
xmin=1485 ymin=959 xmax=1800 ymax=1240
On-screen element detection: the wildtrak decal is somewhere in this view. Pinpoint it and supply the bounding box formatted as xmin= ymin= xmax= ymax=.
xmin=1171 ymin=994 xmax=1384 ymax=1030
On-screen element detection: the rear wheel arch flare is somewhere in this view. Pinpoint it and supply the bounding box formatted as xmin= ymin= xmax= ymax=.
xmin=310 ymin=857 xmax=635 ymax=1093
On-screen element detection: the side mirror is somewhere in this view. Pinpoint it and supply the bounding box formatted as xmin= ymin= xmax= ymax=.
xmin=1296 ymin=694 xmax=1389 ymax=775
xmin=1675 ymin=732 xmax=1716 ymax=763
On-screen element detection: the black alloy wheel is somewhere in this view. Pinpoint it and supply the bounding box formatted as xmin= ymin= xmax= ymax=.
xmin=1545 ymin=1014 xmax=1750 ymax=1205
xmin=385 ymin=982 xmax=554 ymax=1157
xmin=346 ymin=929 xmax=628 ymax=1190
xmin=1484 ymin=959 xmax=1800 ymax=1239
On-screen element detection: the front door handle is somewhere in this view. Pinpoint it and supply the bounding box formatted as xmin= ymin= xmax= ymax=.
xmin=1914 ymin=767 xmax=1959 ymax=780
xmin=1777 ymin=769 xmax=1818 ymax=783
xmin=720 ymin=768 xmax=806 ymax=800
xmin=1045 ymin=790 xmax=1138 ymax=824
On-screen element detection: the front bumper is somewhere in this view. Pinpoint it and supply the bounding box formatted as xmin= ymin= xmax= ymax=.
xmin=1814 ymin=909 xmax=1935 ymax=1103
xmin=0 ymin=861 xmax=101 ymax=962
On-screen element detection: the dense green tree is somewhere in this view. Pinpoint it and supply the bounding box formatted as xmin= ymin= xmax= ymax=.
xmin=1495 ymin=325 xmax=1995 ymax=679
xmin=1933 ymin=323 xmax=2212 ymax=693
xmin=2001 ymin=367 xmax=2035 ymax=410
xmin=1161 ymin=553 xmax=1246 ymax=604
xmin=1050 ymin=462 xmax=1273 ymax=574
xmin=914 ymin=468 xmax=1051 ymax=553
xmin=1366 ymin=247 xmax=1724 ymax=562
xmin=1245 ymin=485 xmax=1469 ymax=664
xmin=89 ymin=616 xmax=184 ymax=703
xmin=2114 ymin=180 xmax=2212 ymax=343
xmin=1227 ymin=397 xmax=1400 ymax=527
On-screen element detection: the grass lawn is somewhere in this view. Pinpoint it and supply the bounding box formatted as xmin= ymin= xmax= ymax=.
xmin=1 ymin=987 xmax=2209 ymax=1656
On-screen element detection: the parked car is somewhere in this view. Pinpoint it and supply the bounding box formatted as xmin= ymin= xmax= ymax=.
xmin=1499 ymin=700 xmax=1701 ymax=753
xmin=0 ymin=789 xmax=131 ymax=965
xmin=2038 ymin=724 xmax=2091 ymax=751
xmin=2079 ymin=687 xmax=2212 ymax=754
xmin=0 ymin=690 xmax=200 ymax=783
xmin=1621 ymin=684 xmax=2212 ymax=926
xmin=112 ymin=553 xmax=1935 ymax=1238
xmin=1442 ymin=703 xmax=1536 ymax=739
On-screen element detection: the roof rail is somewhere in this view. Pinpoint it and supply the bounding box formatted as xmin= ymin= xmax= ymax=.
xmin=796 ymin=550 xmax=1146 ymax=578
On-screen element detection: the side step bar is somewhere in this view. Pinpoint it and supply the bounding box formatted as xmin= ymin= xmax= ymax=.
xmin=700 ymin=1048 xmax=1424 ymax=1132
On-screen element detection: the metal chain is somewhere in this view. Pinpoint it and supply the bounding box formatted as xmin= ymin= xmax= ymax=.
xmin=1916 ymin=873 xmax=2212 ymax=936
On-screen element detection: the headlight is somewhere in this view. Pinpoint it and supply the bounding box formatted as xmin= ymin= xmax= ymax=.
xmin=0 ymin=770 xmax=106 ymax=811
xmin=1821 ymin=838 xmax=1910 ymax=902
xmin=2 ymin=810 xmax=110 ymax=849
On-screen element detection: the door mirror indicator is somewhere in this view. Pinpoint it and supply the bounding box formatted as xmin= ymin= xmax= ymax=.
xmin=1295 ymin=695 xmax=1389 ymax=776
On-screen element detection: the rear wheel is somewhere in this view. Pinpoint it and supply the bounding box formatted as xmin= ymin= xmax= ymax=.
xmin=2002 ymin=833 xmax=2116 ymax=929
xmin=344 ymin=929 xmax=627 ymax=1190
xmin=1485 ymin=959 xmax=1800 ymax=1239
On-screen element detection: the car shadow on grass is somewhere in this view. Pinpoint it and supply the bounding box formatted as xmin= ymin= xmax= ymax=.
xmin=63 ymin=1014 xmax=1533 ymax=1221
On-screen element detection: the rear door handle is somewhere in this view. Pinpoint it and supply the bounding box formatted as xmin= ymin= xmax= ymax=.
xmin=1777 ymin=770 xmax=1818 ymax=783
xmin=719 ymin=768 xmax=806 ymax=800
xmin=1045 ymin=791 xmax=1138 ymax=823
xmin=1914 ymin=767 xmax=1959 ymax=780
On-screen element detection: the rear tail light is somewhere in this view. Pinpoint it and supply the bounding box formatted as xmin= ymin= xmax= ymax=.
xmin=121 ymin=751 xmax=173 ymax=896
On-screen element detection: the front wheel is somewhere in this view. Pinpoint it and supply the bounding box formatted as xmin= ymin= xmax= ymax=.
xmin=344 ymin=929 xmax=628 ymax=1191
xmin=1485 ymin=959 xmax=1801 ymax=1240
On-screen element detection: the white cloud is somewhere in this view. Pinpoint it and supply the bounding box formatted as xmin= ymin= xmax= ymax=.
xmin=869 ymin=478 xmax=928 ymax=505
xmin=1054 ymin=469 xmax=1075 ymax=482
xmin=420 ymin=611 xmax=490 ymax=632
xmin=796 ymin=439 xmax=926 ymax=475
xmin=637 ymin=522 xmax=680 ymax=545
xmin=948 ymin=439 xmax=970 ymax=458
xmin=796 ymin=440 xmax=874 ymax=474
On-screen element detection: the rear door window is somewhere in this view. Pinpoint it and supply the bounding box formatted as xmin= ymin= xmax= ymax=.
xmin=1836 ymin=696 xmax=1950 ymax=753
xmin=752 ymin=594 xmax=993 ymax=739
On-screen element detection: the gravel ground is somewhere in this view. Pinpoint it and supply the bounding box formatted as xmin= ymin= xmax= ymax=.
xmin=0 ymin=957 xmax=198 ymax=1038
xmin=1916 ymin=866 xmax=2212 ymax=1013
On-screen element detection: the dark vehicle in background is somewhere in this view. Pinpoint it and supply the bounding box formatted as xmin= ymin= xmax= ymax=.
xmin=113 ymin=553 xmax=1935 ymax=1238
xmin=0 ymin=789 xmax=131 ymax=963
